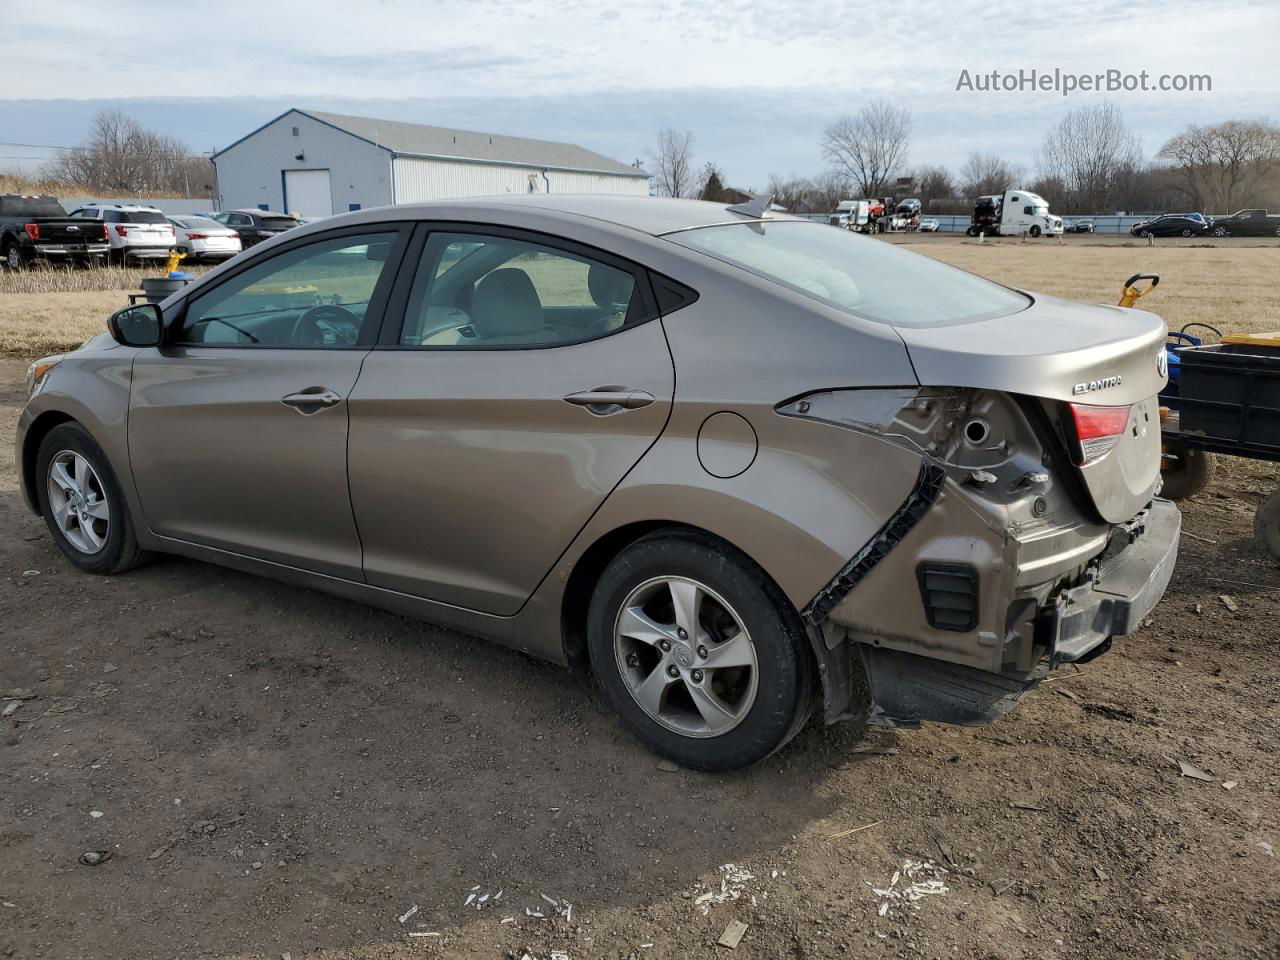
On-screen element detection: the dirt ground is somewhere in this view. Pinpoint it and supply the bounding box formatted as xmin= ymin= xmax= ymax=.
xmin=2 ymin=242 xmax=1280 ymax=960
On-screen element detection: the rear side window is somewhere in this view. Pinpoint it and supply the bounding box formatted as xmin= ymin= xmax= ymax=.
xmin=668 ymin=220 xmax=1028 ymax=327
xmin=398 ymin=232 xmax=640 ymax=348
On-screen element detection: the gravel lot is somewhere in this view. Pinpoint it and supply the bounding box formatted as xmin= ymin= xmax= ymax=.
xmin=1 ymin=310 xmax=1278 ymax=960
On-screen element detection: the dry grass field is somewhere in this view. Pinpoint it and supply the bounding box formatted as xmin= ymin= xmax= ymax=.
xmin=1 ymin=237 xmax=1278 ymax=360
xmin=900 ymin=236 xmax=1280 ymax=337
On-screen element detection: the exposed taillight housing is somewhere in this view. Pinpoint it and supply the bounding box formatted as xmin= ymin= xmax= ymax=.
xmin=1067 ymin=403 xmax=1131 ymax=465
xmin=23 ymin=223 xmax=40 ymax=240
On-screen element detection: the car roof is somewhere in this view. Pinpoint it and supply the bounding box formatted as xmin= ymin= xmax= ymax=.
xmin=85 ymin=203 xmax=161 ymax=210
xmin=388 ymin=195 xmax=794 ymax=237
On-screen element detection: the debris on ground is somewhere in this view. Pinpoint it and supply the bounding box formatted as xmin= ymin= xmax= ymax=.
xmin=694 ymin=864 xmax=756 ymax=915
xmin=656 ymin=757 xmax=681 ymax=772
xmin=462 ymin=885 xmax=503 ymax=911
xmin=1258 ymin=842 xmax=1274 ymax=857
xmin=1178 ymin=761 xmax=1216 ymax=782
xmin=869 ymin=859 xmax=950 ymax=916
xmin=717 ymin=918 xmax=749 ymax=949
xmin=825 ymin=820 xmax=883 ymax=841
xmin=1 ymin=701 xmax=20 ymax=717
xmin=397 ymin=903 xmax=419 ymax=924
xmin=990 ymin=878 xmax=1016 ymax=896
xmin=79 ymin=851 xmax=112 ymax=866
xmin=1010 ymin=801 xmax=1047 ymax=812
xmin=1219 ymin=595 xmax=1240 ymax=612
xmin=851 ymin=743 xmax=900 ymax=755
xmin=1093 ymin=866 xmax=1110 ymax=881
xmin=1223 ymin=780 xmax=1238 ymax=790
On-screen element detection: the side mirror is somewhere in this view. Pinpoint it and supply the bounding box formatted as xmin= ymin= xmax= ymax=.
xmin=108 ymin=303 xmax=163 ymax=347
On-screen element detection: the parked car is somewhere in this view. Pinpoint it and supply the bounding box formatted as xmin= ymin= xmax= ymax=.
xmin=1209 ymin=209 xmax=1280 ymax=237
xmin=918 ymin=219 xmax=940 ymax=232
xmin=17 ymin=196 xmax=1179 ymax=770
xmin=1130 ymin=215 xmax=1210 ymax=238
xmin=213 ymin=209 xmax=300 ymax=248
xmin=1070 ymin=220 xmax=1095 ymax=233
xmin=69 ymin=204 xmax=175 ymax=264
xmin=0 ymin=195 xmax=109 ymax=270
xmin=168 ymin=216 xmax=243 ymax=262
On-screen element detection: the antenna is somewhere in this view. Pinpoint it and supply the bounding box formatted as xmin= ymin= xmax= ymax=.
xmin=726 ymin=193 xmax=774 ymax=219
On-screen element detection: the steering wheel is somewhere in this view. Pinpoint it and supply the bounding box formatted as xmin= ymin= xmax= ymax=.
xmin=291 ymin=304 xmax=363 ymax=347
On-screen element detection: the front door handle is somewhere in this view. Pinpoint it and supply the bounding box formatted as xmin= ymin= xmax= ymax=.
xmin=281 ymin=387 xmax=343 ymax=414
xmin=563 ymin=386 xmax=656 ymax=415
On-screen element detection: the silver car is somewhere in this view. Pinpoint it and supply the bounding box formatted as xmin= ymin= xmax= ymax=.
xmin=18 ymin=195 xmax=1179 ymax=770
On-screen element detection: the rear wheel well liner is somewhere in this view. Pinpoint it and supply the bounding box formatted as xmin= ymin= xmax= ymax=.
xmin=21 ymin=410 xmax=75 ymax=513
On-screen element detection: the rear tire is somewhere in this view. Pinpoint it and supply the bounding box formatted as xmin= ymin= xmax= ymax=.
xmin=1161 ymin=442 xmax=1216 ymax=500
xmin=36 ymin=423 xmax=149 ymax=575
xmin=1255 ymin=489 xmax=1280 ymax=561
xmin=587 ymin=532 xmax=816 ymax=771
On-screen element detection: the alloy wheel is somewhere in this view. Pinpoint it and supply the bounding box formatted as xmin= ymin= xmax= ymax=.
xmin=46 ymin=450 xmax=110 ymax=554
xmin=613 ymin=576 xmax=759 ymax=738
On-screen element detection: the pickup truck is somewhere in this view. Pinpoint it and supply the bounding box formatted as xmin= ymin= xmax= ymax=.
xmin=0 ymin=195 xmax=110 ymax=270
xmin=1209 ymin=209 xmax=1280 ymax=238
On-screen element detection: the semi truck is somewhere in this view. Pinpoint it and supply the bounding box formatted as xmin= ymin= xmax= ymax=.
xmin=966 ymin=189 xmax=1063 ymax=237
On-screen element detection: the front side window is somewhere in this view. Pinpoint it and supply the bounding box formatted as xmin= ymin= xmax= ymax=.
xmin=179 ymin=231 xmax=398 ymax=347
xmin=668 ymin=220 xmax=1028 ymax=328
xmin=398 ymin=232 xmax=639 ymax=348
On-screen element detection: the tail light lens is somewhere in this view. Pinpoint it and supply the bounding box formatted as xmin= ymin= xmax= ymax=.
xmin=23 ymin=223 xmax=40 ymax=240
xmin=115 ymin=225 xmax=129 ymax=237
xmin=1067 ymin=403 xmax=1131 ymax=464
xmin=186 ymin=233 xmax=207 ymax=240
xmin=101 ymin=223 xmax=110 ymax=241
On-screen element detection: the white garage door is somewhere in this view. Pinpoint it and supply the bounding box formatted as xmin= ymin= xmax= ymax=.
xmin=283 ymin=169 xmax=332 ymax=218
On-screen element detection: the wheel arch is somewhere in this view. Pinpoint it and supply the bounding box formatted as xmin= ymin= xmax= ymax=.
xmin=20 ymin=410 xmax=76 ymax=513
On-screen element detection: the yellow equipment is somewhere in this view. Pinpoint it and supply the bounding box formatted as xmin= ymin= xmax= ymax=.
xmin=1118 ymin=273 xmax=1159 ymax=308
xmin=1221 ymin=332 xmax=1280 ymax=349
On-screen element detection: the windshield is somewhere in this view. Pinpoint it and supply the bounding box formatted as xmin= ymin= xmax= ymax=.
xmin=668 ymin=220 xmax=1029 ymax=327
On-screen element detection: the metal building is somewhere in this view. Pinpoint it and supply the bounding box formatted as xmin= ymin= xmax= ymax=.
xmin=211 ymin=108 xmax=652 ymax=217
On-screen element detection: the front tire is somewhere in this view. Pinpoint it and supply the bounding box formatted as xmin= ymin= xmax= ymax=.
xmin=1181 ymin=228 xmax=1193 ymax=237
xmin=4 ymin=242 xmax=25 ymax=271
xmin=36 ymin=423 xmax=149 ymax=575
xmin=1255 ymin=489 xmax=1280 ymax=561
xmin=1029 ymin=225 xmax=1041 ymax=238
xmin=587 ymin=532 xmax=816 ymax=771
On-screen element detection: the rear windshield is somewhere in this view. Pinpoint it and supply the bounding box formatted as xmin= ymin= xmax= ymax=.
xmin=122 ymin=210 xmax=167 ymax=224
xmin=262 ymin=217 xmax=298 ymax=229
xmin=175 ymin=217 xmax=222 ymax=230
xmin=668 ymin=220 xmax=1029 ymax=327
xmin=1 ymin=196 xmax=67 ymax=218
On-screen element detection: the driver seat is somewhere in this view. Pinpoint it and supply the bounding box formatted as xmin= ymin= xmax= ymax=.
xmin=470 ymin=268 xmax=558 ymax=345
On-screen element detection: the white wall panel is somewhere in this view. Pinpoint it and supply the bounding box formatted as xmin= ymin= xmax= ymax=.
xmin=392 ymin=157 xmax=649 ymax=202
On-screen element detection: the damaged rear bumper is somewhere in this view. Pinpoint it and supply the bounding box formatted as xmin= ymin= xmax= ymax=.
xmin=844 ymin=498 xmax=1181 ymax=728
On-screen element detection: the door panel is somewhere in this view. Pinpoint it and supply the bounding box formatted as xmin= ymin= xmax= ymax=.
xmin=348 ymin=321 xmax=674 ymax=614
xmin=129 ymin=350 xmax=368 ymax=578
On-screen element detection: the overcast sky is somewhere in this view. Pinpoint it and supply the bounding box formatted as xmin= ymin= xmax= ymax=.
xmin=1 ymin=0 xmax=1276 ymax=187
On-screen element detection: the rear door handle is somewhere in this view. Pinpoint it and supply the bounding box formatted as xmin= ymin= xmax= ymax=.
xmin=563 ymin=386 xmax=656 ymax=415
xmin=281 ymin=387 xmax=343 ymax=414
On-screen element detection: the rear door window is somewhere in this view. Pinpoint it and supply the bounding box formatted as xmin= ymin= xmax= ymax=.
xmin=397 ymin=231 xmax=641 ymax=348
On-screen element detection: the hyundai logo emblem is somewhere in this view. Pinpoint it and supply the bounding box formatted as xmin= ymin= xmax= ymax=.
xmin=1156 ymin=350 xmax=1169 ymax=379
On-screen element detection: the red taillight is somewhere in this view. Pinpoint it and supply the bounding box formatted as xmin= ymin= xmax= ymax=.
xmin=23 ymin=223 xmax=39 ymax=240
xmin=101 ymin=223 xmax=109 ymax=241
xmin=186 ymin=233 xmax=208 ymax=240
xmin=1068 ymin=403 xmax=1131 ymax=464
xmin=115 ymin=225 xmax=129 ymax=237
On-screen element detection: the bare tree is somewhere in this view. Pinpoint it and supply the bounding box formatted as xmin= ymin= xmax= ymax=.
xmin=1157 ymin=120 xmax=1280 ymax=213
xmin=959 ymin=152 xmax=1019 ymax=198
xmin=647 ymin=128 xmax=696 ymax=198
xmin=1039 ymin=103 xmax=1144 ymax=212
xmin=44 ymin=110 xmax=210 ymax=196
xmin=821 ymin=100 xmax=910 ymax=198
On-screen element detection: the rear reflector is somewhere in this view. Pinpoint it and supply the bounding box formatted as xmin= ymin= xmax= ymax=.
xmin=1068 ymin=403 xmax=1131 ymax=464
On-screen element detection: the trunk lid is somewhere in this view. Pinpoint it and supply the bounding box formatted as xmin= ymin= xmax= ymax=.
xmin=894 ymin=293 xmax=1167 ymax=523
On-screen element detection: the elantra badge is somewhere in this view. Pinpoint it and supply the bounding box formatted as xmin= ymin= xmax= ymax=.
xmin=1072 ymin=375 xmax=1123 ymax=395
